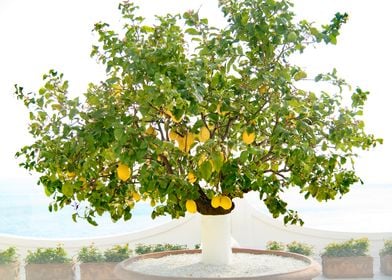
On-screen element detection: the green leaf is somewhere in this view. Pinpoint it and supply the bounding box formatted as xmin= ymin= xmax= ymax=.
xmin=185 ymin=28 xmax=200 ymax=35
xmin=62 ymin=182 xmax=74 ymax=198
xmin=294 ymin=70 xmax=307 ymax=81
xmin=199 ymin=161 xmax=213 ymax=181
xmin=211 ymin=151 xmax=224 ymax=172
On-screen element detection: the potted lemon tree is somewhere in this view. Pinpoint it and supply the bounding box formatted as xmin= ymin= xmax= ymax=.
xmin=0 ymin=247 xmax=19 ymax=280
xmin=380 ymin=239 xmax=392 ymax=276
xmin=25 ymin=246 xmax=74 ymax=280
xmin=321 ymin=238 xmax=373 ymax=278
xmin=78 ymin=244 xmax=131 ymax=280
xmin=14 ymin=0 xmax=380 ymax=272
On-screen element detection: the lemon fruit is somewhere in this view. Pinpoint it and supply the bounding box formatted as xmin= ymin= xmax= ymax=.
xmin=169 ymin=130 xmax=179 ymax=141
xmin=242 ymin=131 xmax=256 ymax=145
xmin=187 ymin=172 xmax=197 ymax=183
xmin=199 ymin=127 xmax=210 ymax=142
xmin=186 ymin=200 xmax=197 ymax=213
xmin=178 ymin=133 xmax=195 ymax=153
xmin=146 ymin=125 xmax=157 ymax=136
xmin=132 ymin=192 xmax=141 ymax=201
xmin=117 ymin=163 xmax=131 ymax=181
xmin=220 ymin=196 xmax=232 ymax=210
xmin=66 ymin=171 xmax=76 ymax=178
xmin=211 ymin=196 xmax=221 ymax=208
xmin=185 ymin=133 xmax=195 ymax=150
xmin=258 ymin=85 xmax=268 ymax=94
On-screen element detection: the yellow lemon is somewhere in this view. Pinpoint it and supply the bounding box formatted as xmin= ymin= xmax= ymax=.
xmin=199 ymin=127 xmax=210 ymax=142
xmin=185 ymin=133 xmax=195 ymax=151
xmin=186 ymin=200 xmax=197 ymax=213
xmin=178 ymin=133 xmax=194 ymax=153
xmin=187 ymin=172 xmax=197 ymax=183
xmin=258 ymin=85 xmax=268 ymax=94
xmin=169 ymin=130 xmax=179 ymax=141
xmin=146 ymin=125 xmax=157 ymax=136
xmin=132 ymin=192 xmax=141 ymax=201
xmin=242 ymin=131 xmax=256 ymax=145
xmin=150 ymin=200 xmax=156 ymax=207
xmin=66 ymin=171 xmax=76 ymax=179
xmin=117 ymin=163 xmax=131 ymax=181
xmin=211 ymin=196 xmax=221 ymax=208
xmin=220 ymin=196 xmax=232 ymax=210
xmin=177 ymin=136 xmax=186 ymax=152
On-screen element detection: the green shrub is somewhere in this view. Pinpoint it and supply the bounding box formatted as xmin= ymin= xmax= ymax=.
xmin=0 ymin=247 xmax=18 ymax=264
xmin=380 ymin=240 xmax=392 ymax=256
xmin=286 ymin=241 xmax=314 ymax=256
xmin=77 ymin=245 xmax=104 ymax=263
xmin=25 ymin=246 xmax=71 ymax=264
xmin=266 ymin=241 xmax=285 ymax=251
xmin=322 ymin=238 xmax=370 ymax=257
xmin=103 ymin=244 xmax=132 ymax=262
xmin=135 ymin=244 xmax=187 ymax=255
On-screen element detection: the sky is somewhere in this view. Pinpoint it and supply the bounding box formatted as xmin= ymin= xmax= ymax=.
xmin=0 ymin=0 xmax=391 ymax=190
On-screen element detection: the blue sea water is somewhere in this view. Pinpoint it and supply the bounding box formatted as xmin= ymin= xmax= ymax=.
xmin=0 ymin=183 xmax=170 ymax=238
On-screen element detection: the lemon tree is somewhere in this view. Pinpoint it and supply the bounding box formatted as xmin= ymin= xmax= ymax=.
xmin=15 ymin=0 xmax=381 ymax=226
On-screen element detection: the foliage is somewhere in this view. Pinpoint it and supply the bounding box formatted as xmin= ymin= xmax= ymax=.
xmin=322 ymin=238 xmax=369 ymax=257
xmin=134 ymin=244 xmax=187 ymax=255
xmin=266 ymin=241 xmax=285 ymax=251
xmin=103 ymin=244 xmax=132 ymax=262
xmin=77 ymin=245 xmax=104 ymax=263
xmin=78 ymin=244 xmax=131 ymax=262
xmin=286 ymin=241 xmax=313 ymax=256
xmin=380 ymin=240 xmax=392 ymax=256
xmin=14 ymin=0 xmax=381 ymax=225
xmin=25 ymin=246 xmax=71 ymax=264
xmin=0 ymin=247 xmax=18 ymax=264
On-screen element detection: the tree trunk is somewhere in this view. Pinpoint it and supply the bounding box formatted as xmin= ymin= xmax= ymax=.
xmin=201 ymin=214 xmax=232 ymax=265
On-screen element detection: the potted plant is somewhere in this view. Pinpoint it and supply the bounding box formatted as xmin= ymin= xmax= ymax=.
xmin=321 ymin=238 xmax=373 ymax=278
xmin=78 ymin=244 xmax=131 ymax=280
xmin=14 ymin=0 xmax=381 ymax=278
xmin=380 ymin=239 xmax=392 ymax=275
xmin=134 ymin=244 xmax=187 ymax=255
xmin=266 ymin=241 xmax=285 ymax=251
xmin=25 ymin=246 xmax=74 ymax=280
xmin=266 ymin=241 xmax=313 ymax=256
xmin=0 ymin=247 xmax=19 ymax=280
xmin=286 ymin=241 xmax=314 ymax=256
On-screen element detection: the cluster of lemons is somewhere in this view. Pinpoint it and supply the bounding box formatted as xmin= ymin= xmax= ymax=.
xmin=185 ymin=195 xmax=232 ymax=214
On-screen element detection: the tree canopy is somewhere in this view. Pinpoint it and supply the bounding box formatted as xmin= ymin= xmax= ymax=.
xmin=15 ymin=0 xmax=381 ymax=226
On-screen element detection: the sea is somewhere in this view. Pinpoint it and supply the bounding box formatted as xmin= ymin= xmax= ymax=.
xmin=0 ymin=182 xmax=170 ymax=238
xmin=0 ymin=182 xmax=391 ymax=238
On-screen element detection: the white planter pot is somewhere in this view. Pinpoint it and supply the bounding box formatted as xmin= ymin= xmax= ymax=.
xmin=201 ymin=214 xmax=232 ymax=265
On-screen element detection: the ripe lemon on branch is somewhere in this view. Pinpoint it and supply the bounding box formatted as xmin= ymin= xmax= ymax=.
xmin=186 ymin=200 xmax=197 ymax=213
xmin=242 ymin=130 xmax=256 ymax=145
xmin=117 ymin=163 xmax=131 ymax=181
